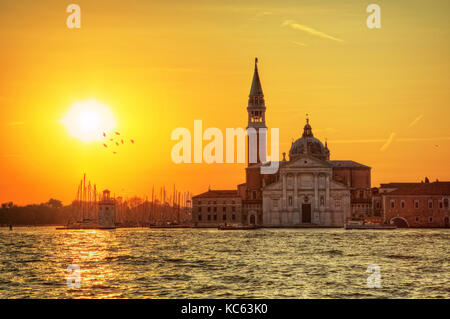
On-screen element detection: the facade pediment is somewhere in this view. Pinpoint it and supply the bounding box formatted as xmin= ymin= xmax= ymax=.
xmin=283 ymin=154 xmax=332 ymax=170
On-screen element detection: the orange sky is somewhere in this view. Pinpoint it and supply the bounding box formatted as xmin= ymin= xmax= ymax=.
xmin=1 ymin=0 xmax=449 ymax=205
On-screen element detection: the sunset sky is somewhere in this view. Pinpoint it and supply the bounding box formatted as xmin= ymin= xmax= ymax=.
xmin=1 ymin=0 xmax=449 ymax=205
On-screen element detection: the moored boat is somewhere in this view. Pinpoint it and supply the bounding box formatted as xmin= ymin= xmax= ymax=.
xmin=344 ymin=219 xmax=396 ymax=230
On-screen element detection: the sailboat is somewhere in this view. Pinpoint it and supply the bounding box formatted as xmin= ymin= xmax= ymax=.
xmin=57 ymin=174 xmax=116 ymax=230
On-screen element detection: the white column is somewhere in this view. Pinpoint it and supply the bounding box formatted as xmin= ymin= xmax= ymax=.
xmin=293 ymin=173 xmax=298 ymax=208
xmin=326 ymin=174 xmax=330 ymax=209
xmin=282 ymin=173 xmax=287 ymax=209
xmin=314 ymin=173 xmax=319 ymax=210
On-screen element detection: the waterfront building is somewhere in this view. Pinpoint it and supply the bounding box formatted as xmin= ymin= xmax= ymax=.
xmin=191 ymin=190 xmax=242 ymax=227
xmin=377 ymin=181 xmax=450 ymax=228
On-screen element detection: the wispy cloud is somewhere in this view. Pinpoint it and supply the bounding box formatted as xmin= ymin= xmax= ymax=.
xmin=6 ymin=121 xmax=25 ymax=126
xmin=331 ymin=136 xmax=450 ymax=144
xmin=249 ymin=11 xmax=273 ymax=21
xmin=380 ymin=132 xmax=396 ymax=152
xmin=282 ymin=20 xmax=344 ymax=43
xmin=314 ymin=127 xmax=338 ymax=134
xmin=2 ymin=154 xmax=21 ymax=158
xmin=409 ymin=114 xmax=423 ymax=127
xmin=291 ymin=40 xmax=308 ymax=47
xmin=256 ymin=11 xmax=272 ymax=17
xmin=397 ymin=136 xmax=450 ymax=142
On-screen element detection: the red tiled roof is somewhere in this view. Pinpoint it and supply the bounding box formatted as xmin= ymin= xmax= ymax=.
xmin=192 ymin=190 xmax=239 ymax=199
xmin=386 ymin=182 xmax=450 ymax=195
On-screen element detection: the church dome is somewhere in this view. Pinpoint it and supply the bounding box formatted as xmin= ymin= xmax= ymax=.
xmin=289 ymin=118 xmax=330 ymax=161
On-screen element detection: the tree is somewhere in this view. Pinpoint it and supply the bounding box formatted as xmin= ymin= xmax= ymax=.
xmin=2 ymin=202 xmax=14 ymax=209
xmin=46 ymin=198 xmax=63 ymax=209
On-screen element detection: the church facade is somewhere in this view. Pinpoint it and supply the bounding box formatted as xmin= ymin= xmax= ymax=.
xmin=192 ymin=59 xmax=371 ymax=227
xmin=261 ymin=155 xmax=352 ymax=227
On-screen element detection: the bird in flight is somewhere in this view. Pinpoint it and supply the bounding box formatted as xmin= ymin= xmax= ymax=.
xmin=101 ymin=131 xmax=135 ymax=154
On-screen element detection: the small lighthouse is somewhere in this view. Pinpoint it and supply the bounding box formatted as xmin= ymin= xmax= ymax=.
xmin=97 ymin=190 xmax=116 ymax=229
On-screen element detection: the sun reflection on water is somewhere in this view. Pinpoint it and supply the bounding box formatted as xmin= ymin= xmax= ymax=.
xmin=0 ymin=227 xmax=448 ymax=298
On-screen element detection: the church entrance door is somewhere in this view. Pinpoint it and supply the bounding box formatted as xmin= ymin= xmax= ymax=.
xmin=302 ymin=204 xmax=311 ymax=223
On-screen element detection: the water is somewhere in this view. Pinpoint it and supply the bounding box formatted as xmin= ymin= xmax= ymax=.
xmin=0 ymin=227 xmax=448 ymax=298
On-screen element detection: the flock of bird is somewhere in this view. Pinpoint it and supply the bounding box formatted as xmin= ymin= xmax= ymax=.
xmin=102 ymin=131 xmax=134 ymax=154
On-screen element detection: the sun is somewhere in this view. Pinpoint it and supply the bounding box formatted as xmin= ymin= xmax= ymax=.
xmin=62 ymin=100 xmax=116 ymax=142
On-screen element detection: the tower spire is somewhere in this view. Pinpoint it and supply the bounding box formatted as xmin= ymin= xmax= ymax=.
xmin=249 ymin=57 xmax=264 ymax=99
xmin=246 ymin=57 xmax=267 ymax=164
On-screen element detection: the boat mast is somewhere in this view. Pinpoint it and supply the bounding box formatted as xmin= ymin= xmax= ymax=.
xmin=82 ymin=173 xmax=86 ymax=221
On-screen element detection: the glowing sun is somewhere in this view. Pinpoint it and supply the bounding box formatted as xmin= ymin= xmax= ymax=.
xmin=62 ymin=100 xmax=116 ymax=142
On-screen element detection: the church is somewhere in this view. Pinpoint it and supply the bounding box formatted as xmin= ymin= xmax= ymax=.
xmin=192 ymin=59 xmax=372 ymax=227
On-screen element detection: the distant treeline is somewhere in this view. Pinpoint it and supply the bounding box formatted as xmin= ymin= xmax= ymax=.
xmin=0 ymin=199 xmax=71 ymax=226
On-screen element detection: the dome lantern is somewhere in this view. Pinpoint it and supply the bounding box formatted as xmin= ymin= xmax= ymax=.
xmin=289 ymin=117 xmax=330 ymax=161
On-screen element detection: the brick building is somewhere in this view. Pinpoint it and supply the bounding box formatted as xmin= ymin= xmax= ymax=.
xmin=377 ymin=181 xmax=450 ymax=228
xmin=191 ymin=190 xmax=242 ymax=227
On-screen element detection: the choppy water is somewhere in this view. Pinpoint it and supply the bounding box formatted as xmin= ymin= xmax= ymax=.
xmin=0 ymin=227 xmax=448 ymax=298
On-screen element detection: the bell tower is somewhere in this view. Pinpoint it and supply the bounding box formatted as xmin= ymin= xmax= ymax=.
xmin=247 ymin=57 xmax=267 ymax=164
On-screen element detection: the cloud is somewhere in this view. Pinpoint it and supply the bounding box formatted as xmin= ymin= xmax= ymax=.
xmin=257 ymin=11 xmax=272 ymax=17
xmin=2 ymin=154 xmax=21 ymax=158
xmin=313 ymin=127 xmax=337 ymax=134
xmin=330 ymin=136 xmax=450 ymax=144
xmin=331 ymin=139 xmax=386 ymax=144
xmin=397 ymin=136 xmax=450 ymax=142
xmin=409 ymin=114 xmax=423 ymax=127
xmin=291 ymin=41 xmax=308 ymax=47
xmin=282 ymin=20 xmax=344 ymax=43
xmin=380 ymin=132 xmax=396 ymax=152
xmin=6 ymin=121 xmax=25 ymax=126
